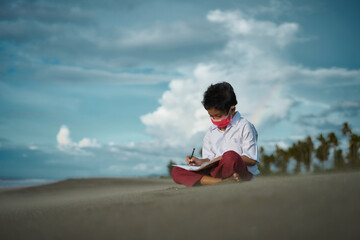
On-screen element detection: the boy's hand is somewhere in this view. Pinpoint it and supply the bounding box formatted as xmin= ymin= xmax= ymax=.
xmin=186 ymin=156 xmax=202 ymax=166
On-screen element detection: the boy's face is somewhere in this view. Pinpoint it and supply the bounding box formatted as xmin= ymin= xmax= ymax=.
xmin=207 ymin=107 xmax=235 ymax=120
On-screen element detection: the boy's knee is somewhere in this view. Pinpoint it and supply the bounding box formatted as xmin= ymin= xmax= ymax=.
xmin=221 ymin=151 xmax=244 ymax=168
xmin=171 ymin=167 xmax=183 ymax=183
xmin=171 ymin=167 xmax=178 ymax=177
xmin=223 ymin=150 xmax=241 ymax=161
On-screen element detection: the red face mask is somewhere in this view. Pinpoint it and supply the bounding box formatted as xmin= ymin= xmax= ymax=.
xmin=211 ymin=108 xmax=233 ymax=128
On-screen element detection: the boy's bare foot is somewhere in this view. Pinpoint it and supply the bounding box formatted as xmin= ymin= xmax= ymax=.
xmin=221 ymin=173 xmax=241 ymax=183
xmin=232 ymin=172 xmax=241 ymax=182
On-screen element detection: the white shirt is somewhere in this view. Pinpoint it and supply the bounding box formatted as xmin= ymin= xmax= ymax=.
xmin=202 ymin=111 xmax=260 ymax=176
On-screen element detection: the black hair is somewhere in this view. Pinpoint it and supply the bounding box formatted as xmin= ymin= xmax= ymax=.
xmin=202 ymin=82 xmax=237 ymax=112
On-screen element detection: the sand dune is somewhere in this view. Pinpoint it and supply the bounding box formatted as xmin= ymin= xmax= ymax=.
xmin=1 ymin=172 xmax=359 ymax=240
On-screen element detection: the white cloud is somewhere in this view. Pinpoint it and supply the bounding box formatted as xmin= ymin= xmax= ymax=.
xmin=140 ymin=9 xmax=360 ymax=152
xmin=57 ymin=125 xmax=72 ymax=146
xmin=207 ymin=9 xmax=298 ymax=48
xmin=293 ymin=67 xmax=360 ymax=86
xmin=34 ymin=65 xmax=171 ymax=84
xmin=57 ymin=125 xmax=101 ymax=155
xmin=248 ymin=0 xmax=293 ymax=16
xmin=133 ymin=163 xmax=148 ymax=171
xmin=289 ymin=136 xmax=305 ymax=141
xmin=112 ymin=22 xmax=203 ymax=49
xmin=140 ymin=76 xmax=211 ymax=147
xmin=275 ymin=141 xmax=288 ymax=149
xmin=262 ymin=140 xmax=289 ymax=152
xmin=107 ymin=165 xmax=123 ymax=173
xmin=29 ymin=145 xmax=38 ymax=150
xmin=78 ymin=138 xmax=101 ymax=148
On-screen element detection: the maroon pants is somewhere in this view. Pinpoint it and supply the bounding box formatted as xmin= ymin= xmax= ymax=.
xmin=171 ymin=150 xmax=253 ymax=187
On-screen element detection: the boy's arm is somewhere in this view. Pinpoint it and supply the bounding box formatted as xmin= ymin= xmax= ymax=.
xmin=186 ymin=156 xmax=221 ymax=166
xmin=240 ymin=122 xmax=259 ymax=166
xmin=187 ymin=155 xmax=256 ymax=166
xmin=241 ymin=155 xmax=257 ymax=166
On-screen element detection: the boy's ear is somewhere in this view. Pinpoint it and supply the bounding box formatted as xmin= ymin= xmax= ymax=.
xmin=230 ymin=106 xmax=236 ymax=115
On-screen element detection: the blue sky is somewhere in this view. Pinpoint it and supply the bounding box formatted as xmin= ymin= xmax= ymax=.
xmin=1 ymin=0 xmax=359 ymax=179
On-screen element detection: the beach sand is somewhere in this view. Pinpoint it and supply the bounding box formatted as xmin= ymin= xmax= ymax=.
xmin=1 ymin=172 xmax=359 ymax=240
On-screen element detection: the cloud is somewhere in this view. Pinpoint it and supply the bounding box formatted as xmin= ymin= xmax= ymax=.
xmin=207 ymin=9 xmax=298 ymax=48
xmin=1 ymin=136 xmax=170 ymax=178
xmin=326 ymin=100 xmax=360 ymax=117
xmin=2 ymin=0 xmax=359 ymax=86
xmin=294 ymin=99 xmax=360 ymax=135
xmin=0 ymin=141 xmax=152 ymax=179
xmin=53 ymin=127 xmax=170 ymax=176
xmin=57 ymin=125 xmax=101 ymax=155
xmin=0 ymin=0 xmax=94 ymax=24
xmin=57 ymin=125 xmax=72 ymax=146
xmin=133 ymin=163 xmax=148 ymax=171
xmin=0 ymin=138 xmax=10 ymax=149
xmin=2 ymin=2 xmax=360 ymax=178
xmin=31 ymin=64 xmax=172 ymax=84
xmin=78 ymin=138 xmax=101 ymax=148
xmin=140 ymin=9 xmax=360 ymax=152
xmin=0 ymin=1 xmax=227 ymax=85
xmin=248 ymin=0 xmax=293 ymax=16
xmin=262 ymin=140 xmax=289 ymax=153
xmin=111 ymin=21 xmax=223 ymax=50
xmin=29 ymin=145 xmax=38 ymax=150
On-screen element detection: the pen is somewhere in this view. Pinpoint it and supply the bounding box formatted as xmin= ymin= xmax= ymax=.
xmin=188 ymin=148 xmax=195 ymax=165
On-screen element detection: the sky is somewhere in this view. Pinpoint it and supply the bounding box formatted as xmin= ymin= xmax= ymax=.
xmin=0 ymin=0 xmax=360 ymax=179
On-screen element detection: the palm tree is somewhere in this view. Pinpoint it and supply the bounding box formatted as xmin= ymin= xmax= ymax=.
xmin=303 ymin=136 xmax=314 ymax=172
xmin=316 ymin=134 xmax=330 ymax=171
xmin=342 ymin=122 xmax=352 ymax=136
xmin=334 ymin=149 xmax=345 ymax=170
xmin=167 ymin=160 xmax=176 ymax=176
xmin=259 ymin=147 xmax=266 ymax=174
xmin=341 ymin=122 xmax=360 ymax=168
xmin=274 ymin=145 xmax=290 ymax=174
xmin=289 ymin=142 xmax=302 ymax=174
xmin=347 ymin=134 xmax=360 ymax=168
xmin=327 ymin=132 xmax=338 ymax=170
xmin=259 ymin=147 xmax=275 ymax=175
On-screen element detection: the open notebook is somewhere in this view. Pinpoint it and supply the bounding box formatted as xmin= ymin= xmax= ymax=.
xmin=172 ymin=158 xmax=220 ymax=171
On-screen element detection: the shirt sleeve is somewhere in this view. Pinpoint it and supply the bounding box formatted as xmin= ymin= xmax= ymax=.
xmin=241 ymin=122 xmax=259 ymax=162
xmin=202 ymin=130 xmax=216 ymax=160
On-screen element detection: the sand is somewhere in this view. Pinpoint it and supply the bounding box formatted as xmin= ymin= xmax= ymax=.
xmin=1 ymin=172 xmax=360 ymax=240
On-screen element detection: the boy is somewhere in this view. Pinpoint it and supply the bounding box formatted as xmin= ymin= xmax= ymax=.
xmin=172 ymin=82 xmax=260 ymax=186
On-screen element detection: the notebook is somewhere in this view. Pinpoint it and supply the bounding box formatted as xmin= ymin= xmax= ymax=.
xmin=172 ymin=158 xmax=220 ymax=171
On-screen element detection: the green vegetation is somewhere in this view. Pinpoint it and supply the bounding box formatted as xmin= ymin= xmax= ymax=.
xmin=259 ymin=122 xmax=360 ymax=175
xmin=167 ymin=160 xmax=176 ymax=177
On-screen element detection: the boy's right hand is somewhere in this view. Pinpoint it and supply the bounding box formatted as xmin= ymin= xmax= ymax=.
xmin=186 ymin=156 xmax=201 ymax=166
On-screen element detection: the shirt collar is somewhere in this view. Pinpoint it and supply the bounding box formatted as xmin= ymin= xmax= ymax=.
xmin=210 ymin=111 xmax=241 ymax=131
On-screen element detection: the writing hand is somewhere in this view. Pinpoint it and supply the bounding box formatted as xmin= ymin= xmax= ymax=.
xmin=186 ymin=156 xmax=201 ymax=166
